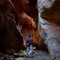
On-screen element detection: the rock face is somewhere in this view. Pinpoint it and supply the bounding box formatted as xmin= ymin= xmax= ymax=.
xmin=0 ymin=0 xmax=24 ymax=53
xmin=14 ymin=0 xmax=47 ymax=51
xmin=38 ymin=0 xmax=60 ymax=56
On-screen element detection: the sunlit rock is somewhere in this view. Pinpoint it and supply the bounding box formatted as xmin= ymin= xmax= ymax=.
xmin=38 ymin=0 xmax=60 ymax=56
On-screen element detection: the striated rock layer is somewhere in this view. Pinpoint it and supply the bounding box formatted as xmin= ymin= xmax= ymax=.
xmin=38 ymin=0 xmax=60 ymax=56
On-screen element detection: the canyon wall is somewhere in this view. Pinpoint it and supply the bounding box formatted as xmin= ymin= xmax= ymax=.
xmin=38 ymin=0 xmax=60 ymax=56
